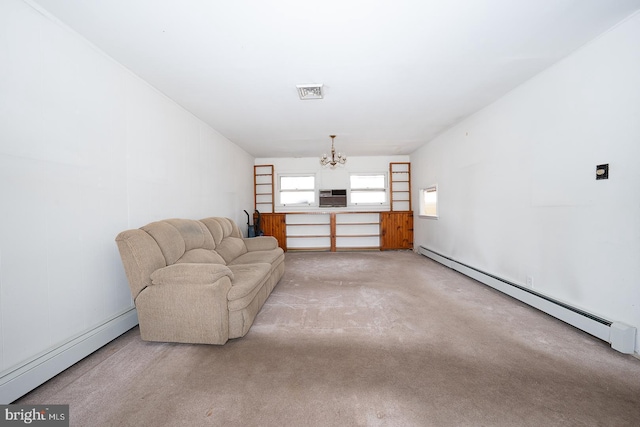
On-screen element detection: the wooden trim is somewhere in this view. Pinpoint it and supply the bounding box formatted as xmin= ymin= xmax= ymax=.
xmin=330 ymin=213 xmax=337 ymax=251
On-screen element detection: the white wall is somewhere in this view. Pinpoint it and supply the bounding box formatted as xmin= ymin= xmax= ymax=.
xmin=0 ymin=0 xmax=253 ymax=400
xmin=256 ymin=155 xmax=410 ymax=212
xmin=411 ymin=13 xmax=640 ymax=353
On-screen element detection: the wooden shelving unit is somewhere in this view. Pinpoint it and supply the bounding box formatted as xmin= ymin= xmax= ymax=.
xmin=389 ymin=162 xmax=411 ymax=212
xmin=254 ymin=165 xmax=274 ymax=213
xmin=285 ymin=212 xmax=382 ymax=252
xmin=251 ymin=163 xmax=412 ymax=252
xmin=384 ymin=162 xmax=413 ymax=249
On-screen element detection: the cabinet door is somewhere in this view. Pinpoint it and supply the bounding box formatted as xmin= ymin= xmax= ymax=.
xmin=258 ymin=213 xmax=286 ymax=251
xmin=380 ymin=212 xmax=414 ymax=250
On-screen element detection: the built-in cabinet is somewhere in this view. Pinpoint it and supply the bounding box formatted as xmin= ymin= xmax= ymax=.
xmin=260 ymin=211 xmax=411 ymax=252
xmin=254 ymin=162 xmax=413 ymax=251
xmin=285 ymin=213 xmax=332 ymax=251
xmin=284 ymin=212 xmax=381 ymax=252
xmin=383 ymin=162 xmax=413 ymax=250
xmin=335 ymin=212 xmax=381 ymax=251
xmin=380 ymin=211 xmax=414 ymax=250
xmin=258 ymin=213 xmax=286 ymax=251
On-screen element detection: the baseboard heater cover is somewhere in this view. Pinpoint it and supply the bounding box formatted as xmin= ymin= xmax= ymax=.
xmin=0 ymin=308 xmax=139 ymax=404
xmin=418 ymin=246 xmax=636 ymax=354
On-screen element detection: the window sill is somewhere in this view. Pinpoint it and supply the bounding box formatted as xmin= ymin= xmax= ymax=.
xmin=419 ymin=214 xmax=439 ymax=219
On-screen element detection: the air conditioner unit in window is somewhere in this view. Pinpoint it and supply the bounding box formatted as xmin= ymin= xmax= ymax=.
xmin=319 ymin=189 xmax=347 ymax=207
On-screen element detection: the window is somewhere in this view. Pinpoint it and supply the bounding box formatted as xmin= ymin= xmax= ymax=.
xmin=279 ymin=175 xmax=315 ymax=205
xmin=420 ymin=185 xmax=438 ymax=218
xmin=350 ymin=174 xmax=386 ymax=205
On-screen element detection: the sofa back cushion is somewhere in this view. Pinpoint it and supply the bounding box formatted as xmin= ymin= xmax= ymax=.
xmin=200 ymin=217 xmax=247 ymax=264
xmin=143 ymin=219 xmax=217 ymax=265
xmin=165 ymin=218 xmax=215 ymax=251
xmin=201 ymin=217 xmax=224 ymax=244
xmin=141 ymin=221 xmax=185 ymax=265
xmin=215 ymin=237 xmax=248 ymax=264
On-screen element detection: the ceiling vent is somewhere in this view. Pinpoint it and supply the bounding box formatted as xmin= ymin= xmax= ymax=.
xmin=296 ymin=84 xmax=324 ymax=100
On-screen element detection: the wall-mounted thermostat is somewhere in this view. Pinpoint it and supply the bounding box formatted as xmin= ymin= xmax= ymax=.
xmin=596 ymin=164 xmax=609 ymax=180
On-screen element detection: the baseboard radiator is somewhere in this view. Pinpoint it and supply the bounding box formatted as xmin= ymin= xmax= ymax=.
xmin=418 ymin=246 xmax=636 ymax=355
xmin=0 ymin=308 xmax=139 ymax=404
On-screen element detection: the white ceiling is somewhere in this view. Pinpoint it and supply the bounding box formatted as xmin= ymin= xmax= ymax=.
xmin=31 ymin=0 xmax=640 ymax=158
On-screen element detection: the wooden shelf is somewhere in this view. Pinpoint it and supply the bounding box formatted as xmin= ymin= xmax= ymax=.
xmin=336 ymin=247 xmax=380 ymax=252
xmin=334 ymin=212 xmax=380 ymax=251
xmin=283 ymin=212 xmax=382 ymax=252
xmin=287 ymin=247 xmax=332 ymax=252
xmin=254 ymin=165 xmax=274 ymax=213
xmin=390 ymin=162 xmax=411 ymax=212
xmin=285 ymin=213 xmax=331 ymax=251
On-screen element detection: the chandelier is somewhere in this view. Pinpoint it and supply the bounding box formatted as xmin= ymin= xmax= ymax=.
xmin=320 ymin=135 xmax=346 ymax=168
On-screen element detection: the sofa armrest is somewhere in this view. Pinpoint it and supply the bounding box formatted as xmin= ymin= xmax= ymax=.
xmin=136 ymin=269 xmax=233 ymax=344
xmin=150 ymin=263 xmax=234 ymax=285
xmin=243 ymin=236 xmax=278 ymax=252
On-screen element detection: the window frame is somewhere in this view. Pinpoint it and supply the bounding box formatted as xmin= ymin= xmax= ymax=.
xmin=419 ymin=185 xmax=438 ymax=218
xmin=278 ymin=174 xmax=317 ymax=206
xmin=349 ymin=173 xmax=388 ymax=206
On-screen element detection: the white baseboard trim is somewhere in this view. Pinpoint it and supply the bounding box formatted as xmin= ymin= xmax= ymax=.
xmin=418 ymin=246 xmax=619 ymax=347
xmin=1 ymin=308 xmax=138 ymax=404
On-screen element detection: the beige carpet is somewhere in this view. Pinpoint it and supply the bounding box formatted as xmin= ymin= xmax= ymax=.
xmin=16 ymin=251 xmax=640 ymax=426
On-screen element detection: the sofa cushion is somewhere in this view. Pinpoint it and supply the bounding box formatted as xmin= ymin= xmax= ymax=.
xmin=226 ymin=263 xmax=271 ymax=311
xmin=177 ymin=248 xmax=226 ymax=265
xmin=215 ymin=237 xmax=248 ymax=264
xmin=228 ymin=247 xmax=284 ymax=266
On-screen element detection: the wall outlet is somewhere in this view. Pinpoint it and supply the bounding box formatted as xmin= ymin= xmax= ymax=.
xmin=526 ymin=276 xmax=534 ymax=288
